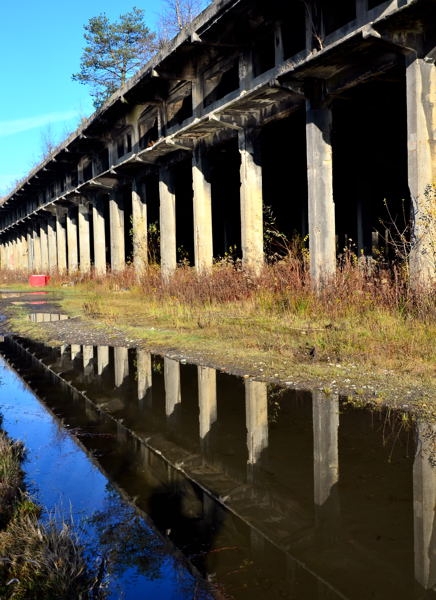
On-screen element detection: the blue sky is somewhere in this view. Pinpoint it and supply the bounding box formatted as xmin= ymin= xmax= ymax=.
xmin=0 ymin=1 xmax=179 ymax=198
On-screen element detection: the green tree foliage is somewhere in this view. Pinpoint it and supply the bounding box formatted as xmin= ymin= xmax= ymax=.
xmin=72 ymin=7 xmax=156 ymax=108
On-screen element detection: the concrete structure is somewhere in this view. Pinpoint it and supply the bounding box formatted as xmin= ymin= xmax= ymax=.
xmin=1 ymin=0 xmax=435 ymax=286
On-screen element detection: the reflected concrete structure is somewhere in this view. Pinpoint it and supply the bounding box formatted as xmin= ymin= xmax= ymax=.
xmin=114 ymin=346 xmax=129 ymax=387
xmin=164 ymin=357 xmax=181 ymax=417
xmin=1 ymin=336 xmax=435 ymax=600
xmin=413 ymin=421 xmax=436 ymax=590
xmin=1 ymin=1 xmax=434 ymax=288
xmin=198 ymin=365 xmax=217 ymax=441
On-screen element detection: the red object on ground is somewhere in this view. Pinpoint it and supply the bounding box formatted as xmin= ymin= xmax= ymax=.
xmin=29 ymin=274 xmax=50 ymax=287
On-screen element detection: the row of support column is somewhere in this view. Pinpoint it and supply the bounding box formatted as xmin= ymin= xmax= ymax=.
xmin=1 ymin=54 xmax=434 ymax=285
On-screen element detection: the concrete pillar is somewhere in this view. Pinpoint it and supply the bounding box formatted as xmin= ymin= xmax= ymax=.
xmin=27 ymin=229 xmax=34 ymax=271
xmin=66 ymin=207 xmax=79 ymax=273
xmin=192 ymin=142 xmax=213 ymax=272
xmin=164 ymin=357 xmax=181 ymax=417
xmin=406 ymin=55 xmax=436 ymax=287
xmin=245 ymin=380 xmax=268 ymax=466
xmin=78 ymin=201 xmax=91 ymax=274
xmin=239 ymin=129 xmax=264 ymax=274
xmin=413 ymin=421 xmax=436 ymax=590
xmin=109 ymin=190 xmax=125 ymax=272
xmin=136 ymin=349 xmax=152 ymax=402
xmin=305 ymin=82 xmax=336 ymax=287
xmin=97 ymin=345 xmax=109 ymax=376
xmin=312 ymin=391 xmax=340 ymax=508
xmin=56 ymin=209 xmax=67 ymax=274
xmin=40 ymin=222 xmax=49 ymax=272
xmin=159 ymin=166 xmax=177 ymax=280
xmin=47 ymin=216 xmax=57 ymax=273
xmin=198 ymin=365 xmax=217 ymax=440
xmin=32 ymin=227 xmax=42 ymax=272
xmin=92 ymin=195 xmax=107 ymax=276
xmin=131 ymin=180 xmax=148 ymax=276
xmin=114 ymin=346 xmax=129 ymax=388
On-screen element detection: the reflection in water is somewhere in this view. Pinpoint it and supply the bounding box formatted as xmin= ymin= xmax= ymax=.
xmin=0 ymin=335 xmax=436 ymax=600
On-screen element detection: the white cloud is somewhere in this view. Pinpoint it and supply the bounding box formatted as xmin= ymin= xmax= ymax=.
xmin=0 ymin=110 xmax=79 ymax=138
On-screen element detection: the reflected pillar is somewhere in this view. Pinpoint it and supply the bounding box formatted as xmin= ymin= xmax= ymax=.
xmin=97 ymin=346 xmax=109 ymax=376
xmin=136 ymin=349 xmax=152 ymax=403
xmin=109 ymin=190 xmax=125 ymax=272
xmin=312 ymin=391 xmax=340 ymax=524
xmin=305 ymin=81 xmax=336 ymax=288
xmin=159 ymin=166 xmax=176 ymax=280
xmin=71 ymin=344 xmax=81 ymax=361
xmin=245 ymin=380 xmax=268 ymax=467
xmin=164 ymin=357 xmax=181 ymax=417
xmin=239 ymin=129 xmax=264 ymax=275
xmin=198 ymin=365 xmax=217 ymax=441
xmin=192 ymin=142 xmax=213 ymax=272
xmin=82 ymin=345 xmax=94 ymax=377
xmin=114 ymin=346 xmax=129 ymax=387
xmin=413 ymin=421 xmax=436 ymax=590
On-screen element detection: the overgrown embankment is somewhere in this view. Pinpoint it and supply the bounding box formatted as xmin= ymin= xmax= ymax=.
xmin=1 ymin=257 xmax=435 ymax=418
xmin=0 ymin=423 xmax=101 ymax=599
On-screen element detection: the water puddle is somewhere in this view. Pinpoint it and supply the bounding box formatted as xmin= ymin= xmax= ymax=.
xmin=0 ymin=335 xmax=435 ymax=600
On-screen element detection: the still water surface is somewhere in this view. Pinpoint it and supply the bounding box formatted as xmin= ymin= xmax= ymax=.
xmin=0 ymin=334 xmax=435 ymax=600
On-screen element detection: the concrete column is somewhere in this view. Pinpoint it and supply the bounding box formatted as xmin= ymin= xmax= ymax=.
xmin=131 ymin=180 xmax=148 ymax=276
xmin=47 ymin=216 xmax=57 ymax=273
xmin=78 ymin=201 xmax=91 ymax=274
xmin=312 ymin=391 xmax=340 ymax=508
xmin=109 ymin=190 xmax=125 ymax=272
xmin=198 ymin=365 xmax=217 ymax=440
xmin=56 ymin=209 xmax=67 ymax=274
xmin=27 ymin=229 xmax=34 ymax=271
xmin=92 ymin=195 xmax=107 ymax=276
xmin=193 ymin=142 xmax=213 ymax=272
xmin=136 ymin=349 xmax=152 ymax=402
xmin=164 ymin=357 xmax=181 ymax=417
xmin=159 ymin=166 xmax=177 ymax=280
xmin=66 ymin=207 xmax=79 ymax=273
xmin=305 ymin=82 xmax=336 ymax=287
xmin=413 ymin=421 xmax=436 ymax=590
xmin=40 ymin=222 xmax=49 ymax=272
xmin=239 ymin=129 xmax=264 ymax=274
xmin=97 ymin=345 xmax=109 ymax=376
xmin=114 ymin=346 xmax=129 ymax=387
xmin=32 ymin=227 xmax=42 ymax=272
xmin=245 ymin=380 xmax=268 ymax=466
xmin=406 ymin=55 xmax=436 ymax=287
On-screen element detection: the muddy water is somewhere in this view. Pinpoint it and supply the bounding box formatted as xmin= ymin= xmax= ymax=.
xmin=0 ymin=334 xmax=435 ymax=600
